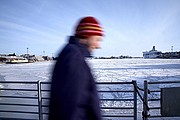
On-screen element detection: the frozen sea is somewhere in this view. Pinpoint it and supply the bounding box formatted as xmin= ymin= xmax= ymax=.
xmin=0 ymin=59 xmax=180 ymax=120
xmin=1 ymin=59 xmax=180 ymax=82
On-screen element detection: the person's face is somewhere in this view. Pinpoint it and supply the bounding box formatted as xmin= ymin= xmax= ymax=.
xmin=86 ymin=36 xmax=103 ymax=52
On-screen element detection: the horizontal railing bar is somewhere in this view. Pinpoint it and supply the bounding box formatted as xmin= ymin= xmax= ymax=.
xmin=42 ymin=112 xmax=49 ymax=115
xmin=1 ymin=89 xmax=135 ymax=93
xmin=101 ymin=107 xmax=134 ymax=109
xmin=149 ymin=107 xmax=161 ymax=110
xmin=0 ymin=96 xmax=38 ymax=99
xmin=149 ymin=90 xmax=160 ymax=92
xmin=148 ymin=81 xmax=180 ymax=84
xmin=102 ymin=115 xmax=133 ymax=117
xmin=0 ymin=117 xmax=37 ymax=120
xmin=96 ymin=82 xmax=133 ymax=84
xmin=42 ymin=97 xmax=50 ymax=99
xmin=98 ymin=90 xmax=134 ymax=92
xmin=42 ymin=105 xmax=49 ymax=107
xmin=0 ymin=88 xmax=38 ymax=91
xmin=148 ymin=115 xmax=180 ymax=118
xmin=25 ymin=105 xmax=136 ymax=111
xmin=0 ymin=110 xmax=39 ymax=114
xmin=41 ymin=90 xmax=51 ymax=92
xmin=41 ymin=82 xmax=51 ymax=84
xmin=148 ymin=99 xmax=160 ymax=101
xmin=0 ymin=81 xmax=136 ymax=84
xmin=0 ymin=103 xmax=38 ymax=106
xmin=0 ymin=81 xmax=38 ymax=84
xmin=41 ymin=112 xmax=135 ymax=116
xmin=100 ymin=99 xmax=134 ymax=101
xmin=41 ymin=81 xmax=134 ymax=85
xmin=148 ymin=115 xmax=162 ymax=118
xmin=41 ymin=97 xmax=135 ymax=101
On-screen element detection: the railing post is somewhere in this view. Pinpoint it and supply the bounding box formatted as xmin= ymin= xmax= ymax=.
xmin=143 ymin=80 xmax=148 ymax=120
xmin=37 ymin=80 xmax=43 ymax=120
xmin=133 ymin=80 xmax=137 ymax=120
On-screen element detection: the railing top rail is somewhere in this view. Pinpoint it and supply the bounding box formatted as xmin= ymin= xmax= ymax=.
xmin=0 ymin=81 xmax=134 ymax=85
xmin=0 ymin=81 xmax=39 ymax=84
xmin=148 ymin=80 xmax=180 ymax=84
xmin=0 ymin=88 xmax=38 ymax=91
xmin=40 ymin=81 xmax=134 ymax=84
xmin=96 ymin=81 xmax=133 ymax=84
xmin=41 ymin=81 xmax=51 ymax=84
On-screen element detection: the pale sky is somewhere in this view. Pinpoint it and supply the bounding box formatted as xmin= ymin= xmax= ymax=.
xmin=0 ymin=0 xmax=180 ymax=57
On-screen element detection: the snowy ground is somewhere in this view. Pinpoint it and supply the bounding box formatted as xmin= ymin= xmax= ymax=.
xmin=0 ymin=59 xmax=180 ymax=120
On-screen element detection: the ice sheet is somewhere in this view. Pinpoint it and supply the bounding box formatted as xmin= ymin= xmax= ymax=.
xmin=0 ymin=59 xmax=180 ymax=120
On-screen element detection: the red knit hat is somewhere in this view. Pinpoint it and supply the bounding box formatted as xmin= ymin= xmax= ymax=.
xmin=75 ymin=16 xmax=104 ymax=39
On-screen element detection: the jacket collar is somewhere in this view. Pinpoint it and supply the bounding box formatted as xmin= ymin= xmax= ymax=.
xmin=68 ymin=36 xmax=92 ymax=58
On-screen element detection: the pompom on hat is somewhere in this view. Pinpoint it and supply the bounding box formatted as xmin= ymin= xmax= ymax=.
xmin=75 ymin=16 xmax=104 ymax=39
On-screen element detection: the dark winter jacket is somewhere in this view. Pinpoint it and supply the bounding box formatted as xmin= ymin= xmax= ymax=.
xmin=48 ymin=36 xmax=101 ymax=120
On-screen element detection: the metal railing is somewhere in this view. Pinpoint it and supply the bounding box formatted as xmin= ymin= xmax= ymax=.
xmin=1 ymin=80 xmax=180 ymax=120
xmin=143 ymin=80 xmax=180 ymax=120
xmin=95 ymin=81 xmax=137 ymax=120
xmin=0 ymin=81 xmax=43 ymax=120
xmin=0 ymin=80 xmax=138 ymax=120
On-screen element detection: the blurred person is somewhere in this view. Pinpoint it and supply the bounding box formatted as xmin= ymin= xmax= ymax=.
xmin=48 ymin=16 xmax=104 ymax=120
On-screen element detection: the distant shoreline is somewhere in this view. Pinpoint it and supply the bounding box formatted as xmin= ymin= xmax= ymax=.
xmin=0 ymin=60 xmax=54 ymax=64
xmin=1 ymin=58 xmax=180 ymax=64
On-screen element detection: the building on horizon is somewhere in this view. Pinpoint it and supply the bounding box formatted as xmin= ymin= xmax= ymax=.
xmin=143 ymin=46 xmax=180 ymax=59
xmin=0 ymin=53 xmax=53 ymax=63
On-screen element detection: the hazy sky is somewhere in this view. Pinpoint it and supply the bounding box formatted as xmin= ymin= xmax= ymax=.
xmin=0 ymin=0 xmax=180 ymax=57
